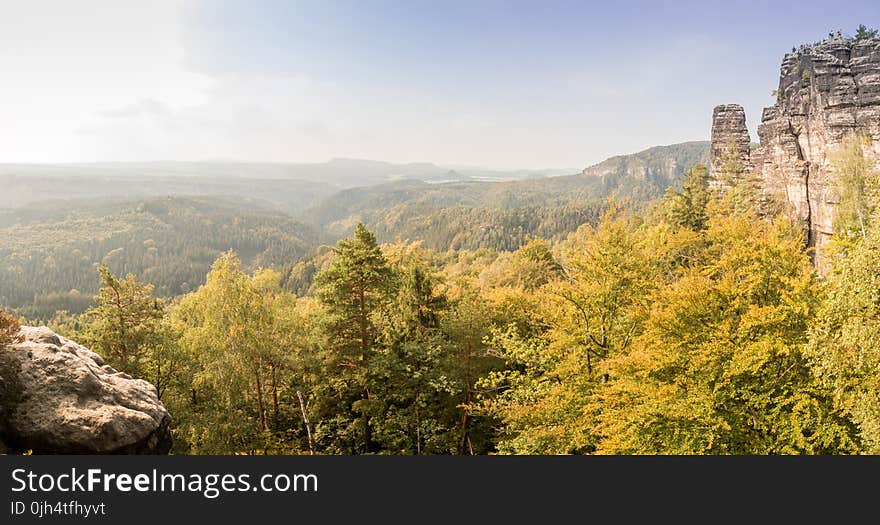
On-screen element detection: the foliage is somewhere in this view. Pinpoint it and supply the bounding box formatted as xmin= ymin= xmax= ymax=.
xmin=479 ymin=208 xmax=672 ymax=453
xmin=593 ymin=211 xmax=858 ymax=454
xmin=808 ymin=223 xmax=880 ymax=452
xmin=81 ymin=264 xmax=166 ymax=379
xmin=0 ymin=311 xmax=20 ymax=349
xmin=169 ymin=253 xmax=299 ymax=453
xmin=0 ymin=197 xmax=319 ymax=318
xmin=717 ymin=142 xmax=764 ymax=214
xmin=664 ymin=164 xmax=711 ymax=231
xmin=855 ymin=24 xmax=878 ymax=40
xmin=829 ymin=134 xmax=878 ymax=243
xmin=15 ymin=165 xmax=880 ymax=455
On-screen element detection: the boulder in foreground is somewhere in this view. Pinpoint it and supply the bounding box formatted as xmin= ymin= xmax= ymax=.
xmin=0 ymin=326 xmax=171 ymax=454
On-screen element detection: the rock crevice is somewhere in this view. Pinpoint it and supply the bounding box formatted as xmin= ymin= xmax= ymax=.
xmin=711 ymin=36 xmax=880 ymax=270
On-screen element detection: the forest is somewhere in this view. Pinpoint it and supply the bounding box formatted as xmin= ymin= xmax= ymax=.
xmin=0 ymin=197 xmax=319 ymax=318
xmin=3 ymin=136 xmax=878 ymax=455
xmin=0 ymin=142 xmax=707 ymax=319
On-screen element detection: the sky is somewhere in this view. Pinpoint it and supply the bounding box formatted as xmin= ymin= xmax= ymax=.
xmin=1 ymin=0 xmax=878 ymax=170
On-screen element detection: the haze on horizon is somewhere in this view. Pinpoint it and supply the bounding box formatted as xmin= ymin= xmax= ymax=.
xmin=2 ymin=0 xmax=878 ymax=170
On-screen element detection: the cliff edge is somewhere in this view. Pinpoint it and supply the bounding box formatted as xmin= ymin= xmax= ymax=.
xmin=711 ymin=35 xmax=880 ymax=269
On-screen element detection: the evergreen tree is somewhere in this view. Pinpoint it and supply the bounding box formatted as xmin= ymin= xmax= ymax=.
xmin=855 ymin=24 xmax=878 ymax=40
xmin=372 ymin=252 xmax=452 ymax=453
xmin=83 ymin=264 xmax=165 ymax=378
xmin=314 ymin=222 xmax=394 ymax=453
xmin=442 ymin=289 xmax=499 ymax=454
xmin=666 ymin=164 xmax=711 ymax=231
xmin=717 ymin=142 xmax=764 ymax=215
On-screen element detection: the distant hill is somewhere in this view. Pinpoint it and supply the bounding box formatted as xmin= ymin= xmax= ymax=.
xmin=0 ymin=197 xmax=320 ymax=318
xmin=580 ymin=141 xmax=709 ymax=180
xmin=0 ymin=142 xmax=712 ymax=314
xmin=0 ymin=160 xmax=572 ymax=213
xmin=0 ymin=169 xmax=337 ymax=214
xmin=304 ymin=141 xmax=711 ymax=249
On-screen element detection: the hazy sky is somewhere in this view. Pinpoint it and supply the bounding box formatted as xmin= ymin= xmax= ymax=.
xmin=2 ymin=0 xmax=878 ymax=169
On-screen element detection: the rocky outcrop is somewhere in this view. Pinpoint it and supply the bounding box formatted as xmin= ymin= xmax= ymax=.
xmin=0 ymin=326 xmax=171 ymax=454
xmin=581 ymin=141 xmax=710 ymax=181
xmin=709 ymin=104 xmax=752 ymax=188
xmin=714 ymin=36 xmax=880 ymax=270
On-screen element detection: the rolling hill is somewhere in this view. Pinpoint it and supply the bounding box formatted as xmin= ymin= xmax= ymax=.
xmin=0 ymin=196 xmax=321 ymax=318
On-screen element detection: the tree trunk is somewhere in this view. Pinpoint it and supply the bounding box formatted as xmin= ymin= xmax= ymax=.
xmin=297 ymin=390 xmax=315 ymax=455
xmin=255 ymin=366 xmax=267 ymax=432
xmin=458 ymin=382 xmax=471 ymax=455
xmin=357 ymin=283 xmax=372 ymax=453
xmin=270 ymin=362 xmax=279 ymax=431
xmin=416 ymin=405 xmax=421 ymax=455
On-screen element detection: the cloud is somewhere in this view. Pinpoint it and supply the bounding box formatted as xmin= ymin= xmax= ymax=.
xmin=0 ymin=0 xmax=211 ymax=161
xmin=0 ymin=1 xmax=593 ymax=168
xmin=0 ymin=1 xmax=727 ymax=169
xmin=99 ymin=99 xmax=176 ymax=119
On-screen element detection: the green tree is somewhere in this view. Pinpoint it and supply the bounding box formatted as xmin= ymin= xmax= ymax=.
xmin=716 ymin=142 xmax=764 ymax=215
xmin=442 ymin=289 xmax=499 ymax=454
xmin=855 ymin=24 xmax=878 ymax=40
xmin=83 ymin=264 xmax=165 ymax=378
xmin=830 ymin=134 xmax=878 ymax=242
xmin=371 ymin=251 xmax=453 ymax=454
xmin=808 ymin=224 xmax=880 ymax=453
xmin=665 ymin=164 xmax=711 ymax=231
xmin=314 ymin=222 xmax=394 ymax=453
xmin=172 ymin=252 xmax=280 ymax=454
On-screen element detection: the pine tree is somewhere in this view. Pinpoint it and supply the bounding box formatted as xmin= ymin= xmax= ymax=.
xmin=855 ymin=24 xmax=878 ymax=40
xmin=315 ymin=222 xmax=394 ymax=453
xmin=666 ymin=164 xmax=711 ymax=231
xmin=84 ymin=264 xmax=165 ymax=378
xmin=371 ymin=253 xmax=452 ymax=454
xmin=717 ymin=142 xmax=764 ymax=214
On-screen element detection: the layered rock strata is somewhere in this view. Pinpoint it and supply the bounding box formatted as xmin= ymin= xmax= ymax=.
xmin=711 ymin=36 xmax=880 ymax=269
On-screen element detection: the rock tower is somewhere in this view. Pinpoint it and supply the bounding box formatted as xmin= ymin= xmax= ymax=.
xmin=709 ymin=104 xmax=752 ymax=189
xmin=711 ymin=35 xmax=880 ymax=270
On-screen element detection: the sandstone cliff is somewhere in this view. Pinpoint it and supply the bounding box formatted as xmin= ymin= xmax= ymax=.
xmin=582 ymin=141 xmax=709 ymax=182
xmin=0 ymin=326 xmax=171 ymax=454
xmin=711 ymin=35 xmax=880 ymax=269
xmin=710 ymin=104 xmax=752 ymax=188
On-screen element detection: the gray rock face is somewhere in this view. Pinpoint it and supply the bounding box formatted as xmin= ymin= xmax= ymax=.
xmin=710 ymin=104 xmax=753 ymax=188
xmin=0 ymin=326 xmax=171 ymax=454
xmin=715 ymin=36 xmax=880 ymax=270
xmin=757 ymin=37 xmax=880 ymax=269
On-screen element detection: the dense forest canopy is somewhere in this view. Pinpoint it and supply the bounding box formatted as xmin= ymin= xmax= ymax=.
xmin=4 ymin=136 xmax=880 ymax=455
xmin=0 ymin=197 xmax=320 ymax=318
xmin=1 ymin=132 xmax=875 ymax=455
xmin=0 ymin=142 xmax=708 ymax=318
